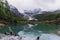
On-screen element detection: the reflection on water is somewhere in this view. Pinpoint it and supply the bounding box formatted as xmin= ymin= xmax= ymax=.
xmin=18 ymin=24 xmax=60 ymax=40
xmin=0 ymin=24 xmax=60 ymax=40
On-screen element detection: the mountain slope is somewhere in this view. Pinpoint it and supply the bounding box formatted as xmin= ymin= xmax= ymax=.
xmin=10 ymin=5 xmax=24 ymax=18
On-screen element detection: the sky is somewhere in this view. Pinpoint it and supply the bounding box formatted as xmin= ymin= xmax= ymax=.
xmin=7 ymin=0 xmax=60 ymax=12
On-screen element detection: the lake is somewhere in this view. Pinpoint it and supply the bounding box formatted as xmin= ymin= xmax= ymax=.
xmin=0 ymin=24 xmax=60 ymax=40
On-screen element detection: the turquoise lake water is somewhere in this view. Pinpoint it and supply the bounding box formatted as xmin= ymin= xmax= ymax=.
xmin=0 ymin=24 xmax=60 ymax=40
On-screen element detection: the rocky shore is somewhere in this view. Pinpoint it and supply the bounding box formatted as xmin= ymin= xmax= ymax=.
xmin=0 ymin=33 xmax=22 ymax=40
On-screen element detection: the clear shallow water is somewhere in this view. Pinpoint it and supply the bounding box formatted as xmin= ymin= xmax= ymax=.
xmin=18 ymin=31 xmax=60 ymax=40
xmin=0 ymin=24 xmax=60 ymax=40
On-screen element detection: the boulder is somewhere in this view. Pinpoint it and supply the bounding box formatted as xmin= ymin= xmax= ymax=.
xmin=0 ymin=23 xmax=5 ymax=27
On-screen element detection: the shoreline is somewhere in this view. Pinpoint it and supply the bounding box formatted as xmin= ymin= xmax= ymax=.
xmin=0 ymin=33 xmax=21 ymax=40
xmin=0 ymin=20 xmax=60 ymax=26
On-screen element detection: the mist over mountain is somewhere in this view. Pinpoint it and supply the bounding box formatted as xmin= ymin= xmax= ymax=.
xmin=24 ymin=8 xmax=41 ymax=16
xmin=0 ymin=0 xmax=60 ymax=25
xmin=7 ymin=0 xmax=60 ymax=12
xmin=9 ymin=4 xmax=60 ymax=20
xmin=7 ymin=0 xmax=60 ymax=20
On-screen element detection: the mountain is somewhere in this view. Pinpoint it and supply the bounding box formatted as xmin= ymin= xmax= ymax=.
xmin=10 ymin=5 xmax=24 ymax=18
xmin=42 ymin=11 xmax=53 ymax=14
xmin=24 ymin=9 xmax=41 ymax=16
xmin=33 ymin=10 xmax=60 ymax=21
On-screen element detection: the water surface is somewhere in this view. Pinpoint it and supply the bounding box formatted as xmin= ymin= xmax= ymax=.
xmin=0 ymin=24 xmax=60 ymax=40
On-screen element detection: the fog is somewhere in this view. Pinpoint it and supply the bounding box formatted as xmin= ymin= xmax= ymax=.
xmin=7 ymin=0 xmax=60 ymax=12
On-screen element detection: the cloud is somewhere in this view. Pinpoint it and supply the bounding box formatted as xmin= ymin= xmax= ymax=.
xmin=7 ymin=0 xmax=60 ymax=11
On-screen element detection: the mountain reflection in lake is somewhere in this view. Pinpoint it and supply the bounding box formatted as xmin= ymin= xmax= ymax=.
xmin=0 ymin=24 xmax=60 ymax=40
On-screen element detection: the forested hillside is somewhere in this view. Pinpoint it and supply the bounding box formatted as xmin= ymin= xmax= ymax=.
xmin=33 ymin=11 xmax=60 ymax=24
xmin=0 ymin=0 xmax=26 ymax=24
